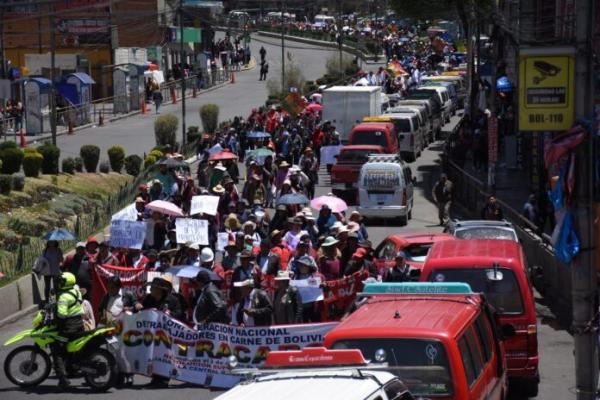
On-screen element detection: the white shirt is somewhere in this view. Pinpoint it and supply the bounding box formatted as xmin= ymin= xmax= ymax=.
xmin=104 ymin=289 xmax=124 ymax=322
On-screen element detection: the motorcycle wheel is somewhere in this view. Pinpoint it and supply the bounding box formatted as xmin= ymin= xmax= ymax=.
xmin=4 ymin=345 xmax=51 ymax=387
xmin=82 ymin=348 xmax=117 ymax=392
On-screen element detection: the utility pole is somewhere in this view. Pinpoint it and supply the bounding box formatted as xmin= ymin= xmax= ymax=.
xmin=0 ymin=8 xmax=5 ymax=79
xmin=572 ymin=0 xmax=597 ymax=398
xmin=180 ymin=0 xmax=186 ymax=149
xmin=337 ymin=0 xmax=343 ymax=79
xmin=50 ymin=3 xmax=57 ymax=145
xmin=280 ymin=0 xmax=285 ymax=94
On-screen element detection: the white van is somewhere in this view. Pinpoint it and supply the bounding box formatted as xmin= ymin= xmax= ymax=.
xmin=385 ymin=106 xmax=429 ymax=148
xmin=417 ymin=86 xmax=452 ymax=123
xmin=380 ymin=113 xmax=422 ymax=162
xmin=217 ymin=347 xmax=413 ymax=400
xmin=357 ymin=154 xmax=415 ymax=225
xmin=314 ymin=15 xmax=335 ymax=29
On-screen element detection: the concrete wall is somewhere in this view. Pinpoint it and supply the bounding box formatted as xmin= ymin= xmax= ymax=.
xmin=0 ymin=273 xmax=44 ymax=325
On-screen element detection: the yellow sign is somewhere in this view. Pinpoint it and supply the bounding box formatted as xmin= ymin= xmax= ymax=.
xmin=519 ymin=51 xmax=575 ymax=131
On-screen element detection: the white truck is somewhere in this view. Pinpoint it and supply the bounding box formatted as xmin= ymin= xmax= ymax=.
xmin=322 ymin=86 xmax=382 ymax=142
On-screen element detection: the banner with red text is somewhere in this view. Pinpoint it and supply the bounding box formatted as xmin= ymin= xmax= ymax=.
xmin=91 ymin=264 xmax=146 ymax=319
xmin=115 ymin=310 xmax=337 ymax=388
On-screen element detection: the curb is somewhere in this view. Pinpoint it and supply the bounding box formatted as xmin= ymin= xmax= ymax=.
xmin=0 ymin=304 xmax=37 ymax=329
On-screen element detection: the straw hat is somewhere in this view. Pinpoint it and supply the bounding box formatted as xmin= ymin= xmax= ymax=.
xmin=212 ymin=184 xmax=225 ymax=194
xmin=225 ymin=213 xmax=241 ymax=230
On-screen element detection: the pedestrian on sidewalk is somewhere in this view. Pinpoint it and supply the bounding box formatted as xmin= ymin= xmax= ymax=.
xmin=152 ymin=81 xmax=163 ymax=114
xmin=522 ymin=194 xmax=538 ymax=225
xmin=260 ymin=46 xmax=266 ymax=63
xmin=481 ymin=196 xmax=503 ymax=221
xmin=259 ymin=61 xmax=269 ymax=81
xmin=432 ymin=173 xmax=453 ymax=226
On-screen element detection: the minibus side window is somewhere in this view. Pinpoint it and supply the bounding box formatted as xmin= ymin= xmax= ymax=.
xmin=458 ymin=327 xmax=485 ymax=387
xmin=475 ymin=313 xmax=493 ymax=363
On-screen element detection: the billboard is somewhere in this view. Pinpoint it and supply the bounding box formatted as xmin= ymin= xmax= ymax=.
xmin=518 ymin=47 xmax=575 ymax=131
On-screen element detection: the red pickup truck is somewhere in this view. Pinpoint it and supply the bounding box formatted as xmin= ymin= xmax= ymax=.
xmin=330 ymin=144 xmax=384 ymax=203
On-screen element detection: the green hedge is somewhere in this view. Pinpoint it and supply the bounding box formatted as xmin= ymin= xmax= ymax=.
xmin=80 ymin=145 xmax=100 ymax=173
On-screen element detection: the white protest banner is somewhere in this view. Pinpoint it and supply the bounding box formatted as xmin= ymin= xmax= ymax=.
xmin=290 ymin=277 xmax=324 ymax=303
xmin=320 ymin=145 xmax=343 ymax=165
xmin=176 ymin=218 xmax=209 ymax=245
xmin=116 ymin=310 xmax=337 ymax=388
xmin=217 ymin=232 xmax=229 ymax=252
xmin=110 ymin=220 xmax=146 ymax=249
xmin=111 ymin=203 xmax=138 ymax=222
xmin=190 ymin=195 xmax=220 ymax=216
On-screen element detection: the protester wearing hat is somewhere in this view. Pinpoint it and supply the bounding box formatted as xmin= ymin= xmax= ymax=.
xmin=224 ymin=213 xmax=241 ymax=232
xmin=139 ymin=275 xmax=183 ymax=387
xmin=340 ymin=231 xmax=359 ymax=268
xmin=149 ymin=179 xmax=164 ymax=201
xmin=231 ymin=250 xmax=257 ymax=287
xmin=212 ymin=184 xmax=226 ymax=196
xmin=222 ymin=241 xmax=239 ymax=271
xmin=273 ymin=270 xmax=303 ymax=325
xmin=231 ymin=278 xmax=273 ymax=327
xmin=144 ymin=249 xmax=159 ymax=270
xmin=317 ymin=205 xmax=337 ymax=236
xmin=156 ymin=251 xmax=173 ymax=272
xmin=349 ymin=211 xmax=369 ymax=240
xmin=269 ymin=204 xmax=289 ymax=232
xmin=136 ymin=184 xmax=150 ymax=203
xmin=256 ymin=238 xmax=281 ymax=275
xmin=134 ymin=197 xmax=147 ymax=220
xmin=269 ymin=229 xmax=291 ymax=270
xmin=185 ymin=242 xmax=201 ymax=266
xmin=344 ymin=247 xmax=377 ymax=277
xmin=242 ymin=171 xmax=267 ymax=207
xmin=219 ymin=176 xmax=239 ymax=216
xmin=242 ymin=220 xmax=261 ymax=247
xmin=289 ymin=237 xmax=316 ymax=275
xmin=283 ymin=216 xmax=309 ymax=252
xmin=293 ymin=255 xmax=323 ymax=323
xmin=383 ymin=250 xmax=415 ymax=282
xmin=85 ymin=236 xmax=99 ymax=258
xmin=318 ymin=236 xmax=341 ymax=281
xmin=193 ymin=271 xmax=228 ymax=325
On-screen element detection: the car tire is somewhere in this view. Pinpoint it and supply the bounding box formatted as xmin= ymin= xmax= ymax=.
xmin=399 ymin=214 xmax=408 ymax=226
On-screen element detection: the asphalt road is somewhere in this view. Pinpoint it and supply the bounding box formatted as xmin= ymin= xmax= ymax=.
xmin=0 ymin=114 xmax=576 ymax=399
xmin=38 ymin=33 xmax=343 ymax=161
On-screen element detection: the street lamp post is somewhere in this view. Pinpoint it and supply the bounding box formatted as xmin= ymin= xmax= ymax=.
xmin=180 ymin=0 xmax=186 ymax=149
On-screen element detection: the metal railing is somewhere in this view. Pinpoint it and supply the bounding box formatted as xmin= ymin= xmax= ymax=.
xmin=443 ymin=157 xmax=573 ymax=323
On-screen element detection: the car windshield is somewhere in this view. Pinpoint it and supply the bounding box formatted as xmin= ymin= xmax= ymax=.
xmin=338 ymin=149 xmax=373 ymax=163
xmin=332 ymin=338 xmax=453 ymax=396
xmin=429 ymin=268 xmax=524 ymax=314
xmin=351 ymin=131 xmax=388 ymax=147
xmin=454 ymin=227 xmax=518 ymax=242
xmin=403 ymin=244 xmax=433 ymax=263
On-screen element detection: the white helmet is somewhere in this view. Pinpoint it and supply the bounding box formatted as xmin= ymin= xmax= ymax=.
xmin=200 ymin=247 xmax=214 ymax=263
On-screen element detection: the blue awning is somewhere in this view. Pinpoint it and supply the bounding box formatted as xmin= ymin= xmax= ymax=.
xmin=25 ymin=77 xmax=52 ymax=88
xmin=68 ymin=72 xmax=95 ymax=85
xmin=57 ymin=82 xmax=79 ymax=106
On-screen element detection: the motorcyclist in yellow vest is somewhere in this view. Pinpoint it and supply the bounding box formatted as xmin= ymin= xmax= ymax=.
xmin=53 ymin=272 xmax=85 ymax=388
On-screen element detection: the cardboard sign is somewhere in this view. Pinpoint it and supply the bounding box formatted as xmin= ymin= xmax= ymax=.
xmin=110 ymin=220 xmax=146 ymax=249
xmin=176 ymin=218 xmax=209 ymax=245
xmin=190 ymin=195 xmax=220 ymax=216
xmin=320 ymin=145 xmax=343 ymax=165
xmin=111 ymin=203 xmax=138 ymax=222
xmin=290 ymin=277 xmax=324 ymax=303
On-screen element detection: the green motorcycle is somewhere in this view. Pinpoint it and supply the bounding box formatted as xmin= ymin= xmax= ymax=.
xmin=3 ymin=301 xmax=118 ymax=392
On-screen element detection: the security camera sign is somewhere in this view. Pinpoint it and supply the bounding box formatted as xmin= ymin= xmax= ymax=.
xmin=519 ymin=48 xmax=575 ymax=131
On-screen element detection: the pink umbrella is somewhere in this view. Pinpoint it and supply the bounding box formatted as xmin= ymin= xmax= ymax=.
xmin=310 ymin=195 xmax=347 ymax=213
xmin=146 ymin=200 xmax=184 ymax=217
xmin=209 ymin=150 xmax=238 ymax=161
xmin=305 ymin=103 xmax=323 ymax=112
